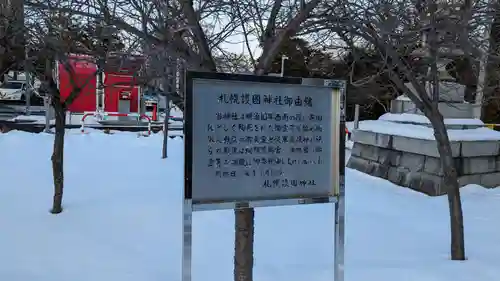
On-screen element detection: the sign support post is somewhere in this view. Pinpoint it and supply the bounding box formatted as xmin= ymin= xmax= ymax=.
xmin=182 ymin=199 xmax=193 ymax=281
xmin=334 ymin=170 xmax=345 ymax=281
xmin=183 ymin=72 xmax=346 ymax=281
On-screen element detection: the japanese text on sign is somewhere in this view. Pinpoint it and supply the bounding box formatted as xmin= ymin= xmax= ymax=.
xmin=190 ymin=80 xmax=335 ymax=203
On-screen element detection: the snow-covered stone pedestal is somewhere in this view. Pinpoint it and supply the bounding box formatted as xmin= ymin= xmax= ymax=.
xmin=390 ymin=82 xmax=476 ymax=119
xmin=347 ymin=114 xmax=500 ymax=196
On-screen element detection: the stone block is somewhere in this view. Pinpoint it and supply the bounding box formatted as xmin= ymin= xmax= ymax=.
xmin=372 ymin=162 xmax=389 ymax=178
xmin=390 ymin=151 xmax=402 ymax=166
xmin=411 ymin=123 xmax=483 ymax=130
xmin=350 ymin=142 xmax=364 ymax=158
xmin=390 ymin=100 xmax=402 ymax=113
xmin=388 ymin=166 xmax=409 ymax=186
xmin=351 ymin=130 xmax=392 ymax=148
xmin=480 ymin=172 xmax=500 ymax=188
xmin=423 ymin=156 xmax=462 ymax=176
xmin=461 ymin=141 xmax=499 ymax=157
xmin=461 ymin=157 xmax=496 ymax=175
xmin=438 ymin=103 xmax=474 ymax=119
xmin=437 ymin=82 xmax=465 ymax=102
xmin=496 ymin=156 xmax=500 ymax=172
xmin=390 ymin=99 xmax=418 ymax=114
xmin=347 ymin=155 xmax=376 ymax=174
xmin=458 ymin=174 xmax=481 ymax=186
xmin=421 ymin=174 xmax=445 ymax=196
xmin=414 ymin=103 xmax=475 ymax=118
xmin=404 ymin=82 xmax=465 ymax=103
xmin=354 ymin=143 xmax=379 ymax=161
xmin=392 ymin=136 xmax=461 ymax=157
xmin=405 ymin=172 xmax=444 ymax=196
xmin=399 ymin=152 xmax=425 ymax=172
xmin=402 ymin=101 xmax=418 ymax=114
xmin=423 ymin=156 xmax=442 ymax=175
xmin=351 ymin=143 xmax=393 ymax=165
xmin=378 ymin=149 xmax=393 ymax=165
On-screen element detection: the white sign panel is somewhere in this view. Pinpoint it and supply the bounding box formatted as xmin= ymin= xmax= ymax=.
xmin=185 ymin=73 xmax=342 ymax=205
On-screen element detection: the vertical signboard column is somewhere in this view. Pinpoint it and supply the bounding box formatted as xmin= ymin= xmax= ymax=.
xmin=328 ymin=79 xmax=346 ymax=281
xmin=184 ymin=72 xmax=346 ymax=281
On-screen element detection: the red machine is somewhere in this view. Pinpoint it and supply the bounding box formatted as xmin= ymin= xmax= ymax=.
xmin=56 ymin=53 xmax=145 ymax=114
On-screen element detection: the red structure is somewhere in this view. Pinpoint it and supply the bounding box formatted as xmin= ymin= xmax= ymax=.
xmin=57 ymin=54 xmax=97 ymax=112
xmin=56 ymin=53 xmax=146 ymax=113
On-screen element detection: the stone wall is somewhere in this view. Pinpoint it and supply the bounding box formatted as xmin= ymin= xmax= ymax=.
xmin=347 ymin=130 xmax=500 ymax=196
xmin=391 ymin=82 xmax=475 ymax=119
xmin=391 ymin=99 xmax=475 ymax=119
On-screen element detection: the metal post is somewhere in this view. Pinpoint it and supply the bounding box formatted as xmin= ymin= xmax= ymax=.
xmin=25 ymin=73 xmax=31 ymax=116
xmin=96 ymin=66 xmax=103 ymax=115
xmin=354 ymin=104 xmax=360 ymax=129
xmin=182 ymin=199 xmax=193 ymax=281
xmin=333 ymin=84 xmax=346 ymax=281
xmin=162 ymin=94 xmax=170 ymax=158
xmin=139 ymin=86 xmax=144 ymax=116
xmin=280 ymin=55 xmax=288 ymax=77
xmin=334 ymin=180 xmax=345 ymax=281
xmin=138 ymin=85 xmax=142 ymax=121
xmin=44 ymin=96 xmax=51 ymax=133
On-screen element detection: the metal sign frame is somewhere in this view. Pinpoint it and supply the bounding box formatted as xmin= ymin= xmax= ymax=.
xmin=183 ymin=71 xmax=346 ymax=281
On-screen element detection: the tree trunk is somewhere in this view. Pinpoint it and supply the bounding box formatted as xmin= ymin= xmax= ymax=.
xmin=0 ymin=66 xmax=5 ymax=83
xmin=424 ymin=0 xmax=466 ymax=259
xmin=428 ymin=109 xmax=466 ymax=260
xmin=50 ymin=101 xmax=66 ymax=214
xmin=234 ymin=208 xmax=254 ymax=281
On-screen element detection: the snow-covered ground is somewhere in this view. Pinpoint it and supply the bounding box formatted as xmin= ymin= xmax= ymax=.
xmin=1 ymin=131 xmax=500 ymax=281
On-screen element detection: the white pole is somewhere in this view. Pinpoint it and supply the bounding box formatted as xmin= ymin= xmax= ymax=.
xmin=44 ymin=96 xmax=50 ymax=133
xmin=138 ymin=85 xmax=142 ymax=121
xmin=354 ymin=104 xmax=360 ymax=129
xmin=280 ymin=55 xmax=288 ymax=77
xmin=25 ymin=74 xmax=31 ymax=116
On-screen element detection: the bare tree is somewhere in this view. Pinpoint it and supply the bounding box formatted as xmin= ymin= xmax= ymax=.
xmin=303 ymin=0 xmax=499 ymax=260
xmin=25 ymin=0 xmax=326 ymax=279
xmin=25 ymin=4 xmax=126 ymax=213
xmin=0 ymin=0 xmax=24 ymax=81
